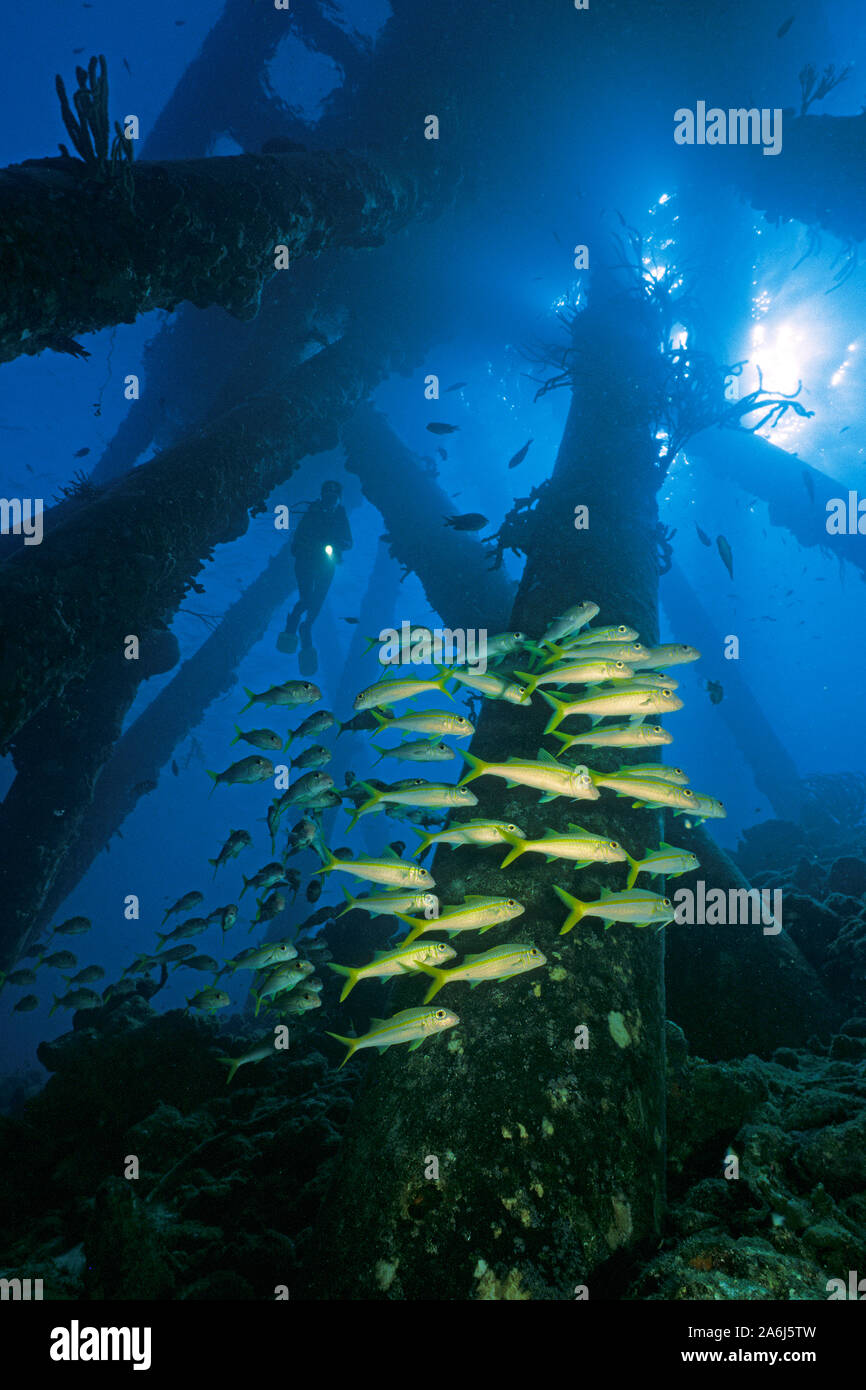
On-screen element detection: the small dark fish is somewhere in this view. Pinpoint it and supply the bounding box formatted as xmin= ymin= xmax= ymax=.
xmin=507 ymin=438 xmax=533 ymax=469
xmin=436 ymin=447 xmax=447 ymax=460
xmin=73 ymin=447 xmax=90 ymax=458
xmin=14 ymin=995 xmax=38 ymax=1012
xmin=802 ymin=470 xmax=815 ymax=504
xmin=306 ymin=880 xmax=322 ymax=904
xmin=776 ymin=16 xmax=794 ymax=37
xmin=40 ymin=950 xmax=77 ymax=970
xmin=252 ymin=890 xmax=286 ymax=925
xmin=706 ymin=680 xmax=724 ymax=706
xmin=840 ymin=426 xmax=850 ymax=434
xmin=175 ymin=18 xmax=185 ymax=24
xmin=443 ymin=513 xmax=488 ymax=532
xmin=73 ymin=48 xmax=85 ymax=55
xmin=51 ymin=916 xmax=91 ymax=937
xmin=426 ymin=422 xmax=460 ymax=435
xmin=444 ymin=382 xmax=467 ymax=392
xmin=389 ymin=841 xmax=406 ymax=857
xmin=65 ymin=965 xmax=105 ymax=986
xmin=342 ymin=616 xmax=359 ymax=624
xmin=283 ymin=868 xmax=301 ymax=897
xmin=176 ymin=955 xmax=219 ymax=974
xmin=171 ymin=759 xmax=179 ymax=776
xmin=3 ymin=968 xmax=37 ymax=987
xmin=123 ymin=58 xmax=131 ymax=74
xmin=339 ymin=712 xmax=379 ymax=737
xmin=695 ymin=524 xmax=712 ymax=547
xmin=716 ymin=534 xmax=734 ymax=580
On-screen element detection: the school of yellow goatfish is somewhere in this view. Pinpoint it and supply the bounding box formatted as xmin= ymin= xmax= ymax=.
xmin=6 ymin=599 xmax=721 ymax=1079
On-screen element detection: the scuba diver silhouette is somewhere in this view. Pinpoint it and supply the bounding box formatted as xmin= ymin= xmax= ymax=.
xmin=277 ymin=480 xmax=353 ymax=673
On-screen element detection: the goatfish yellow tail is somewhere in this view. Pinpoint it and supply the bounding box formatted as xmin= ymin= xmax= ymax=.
xmin=327 ymin=962 xmax=362 ymax=1003
xmin=325 ymin=1031 xmax=362 ymax=1070
xmin=345 ymin=780 xmax=382 ymax=830
xmin=553 ymin=885 xmax=588 ymax=935
xmin=391 ymin=909 xmax=430 ymax=944
xmin=512 ymin=668 xmax=540 ymax=698
xmin=458 ymin=750 xmax=489 ymax=785
xmin=218 ymin=1055 xmax=242 ymax=1085
xmin=539 ymin=691 xmax=569 ymax=735
xmin=409 ymin=825 xmax=434 ymax=858
xmin=414 ymin=962 xmax=449 ymax=1004
xmin=315 ymin=845 xmax=338 ymax=876
xmin=626 ymin=854 xmax=641 ymax=890
xmin=498 ymin=829 xmax=529 ymax=869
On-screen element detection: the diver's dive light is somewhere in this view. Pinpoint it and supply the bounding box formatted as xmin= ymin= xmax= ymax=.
xmin=325 ymin=545 xmax=334 ymax=557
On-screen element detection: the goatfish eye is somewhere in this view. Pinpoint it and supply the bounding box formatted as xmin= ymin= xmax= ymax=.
xmin=615 ymin=662 xmax=626 ymax=671
xmin=517 ymin=687 xmax=527 ymax=697
xmin=662 ymin=688 xmax=672 ymax=697
xmin=608 ymin=840 xmax=619 ymax=849
xmin=506 ymin=899 xmax=516 ymax=908
xmin=617 ymin=625 xmax=628 ymax=635
xmin=435 ymin=1010 xmax=447 ymax=1019
xmin=683 ymin=789 xmax=694 ymax=798
xmin=662 ymin=899 xmax=672 ymax=908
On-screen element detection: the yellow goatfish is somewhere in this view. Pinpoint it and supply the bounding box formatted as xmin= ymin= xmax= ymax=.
xmin=410 ymin=820 xmax=526 ymax=857
xmin=540 ymin=600 xmax=600 ymax=644
xmin=626 ymin=843 xmax=700 ymax=889
xmin=630 ymin=644 xmax=701 ymax=669
xmin=416 ymin=943 xmax=547 ymax=1002
xmin=317 ymin=847 xmax=435 ymax=889
xmin=554 ymin=885 xmax=675 ymax=934
xmin=328 ymin=940 xmax=456 ymax=1001
xmin=498 ymin=826 xmax=627 ymax=869
xmin=394 ymin=895 xmax=524 ymax=943
xmin=354 ymin=673 xmax=453 ymax=711
xmin=550 ymin=723 xmax=673 ymax=752
xmin=347 ymin=780 xmax=477 ymax=829
xmin=326 ymin=1006 xmax=459 ymax=1069
xmin=514 ymin=660 xmax=633 ymax=697
xmin=540 ymin=687 xmax=682 ymax=733
xmin=459 ymin=749 xmax=599 ymax=801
